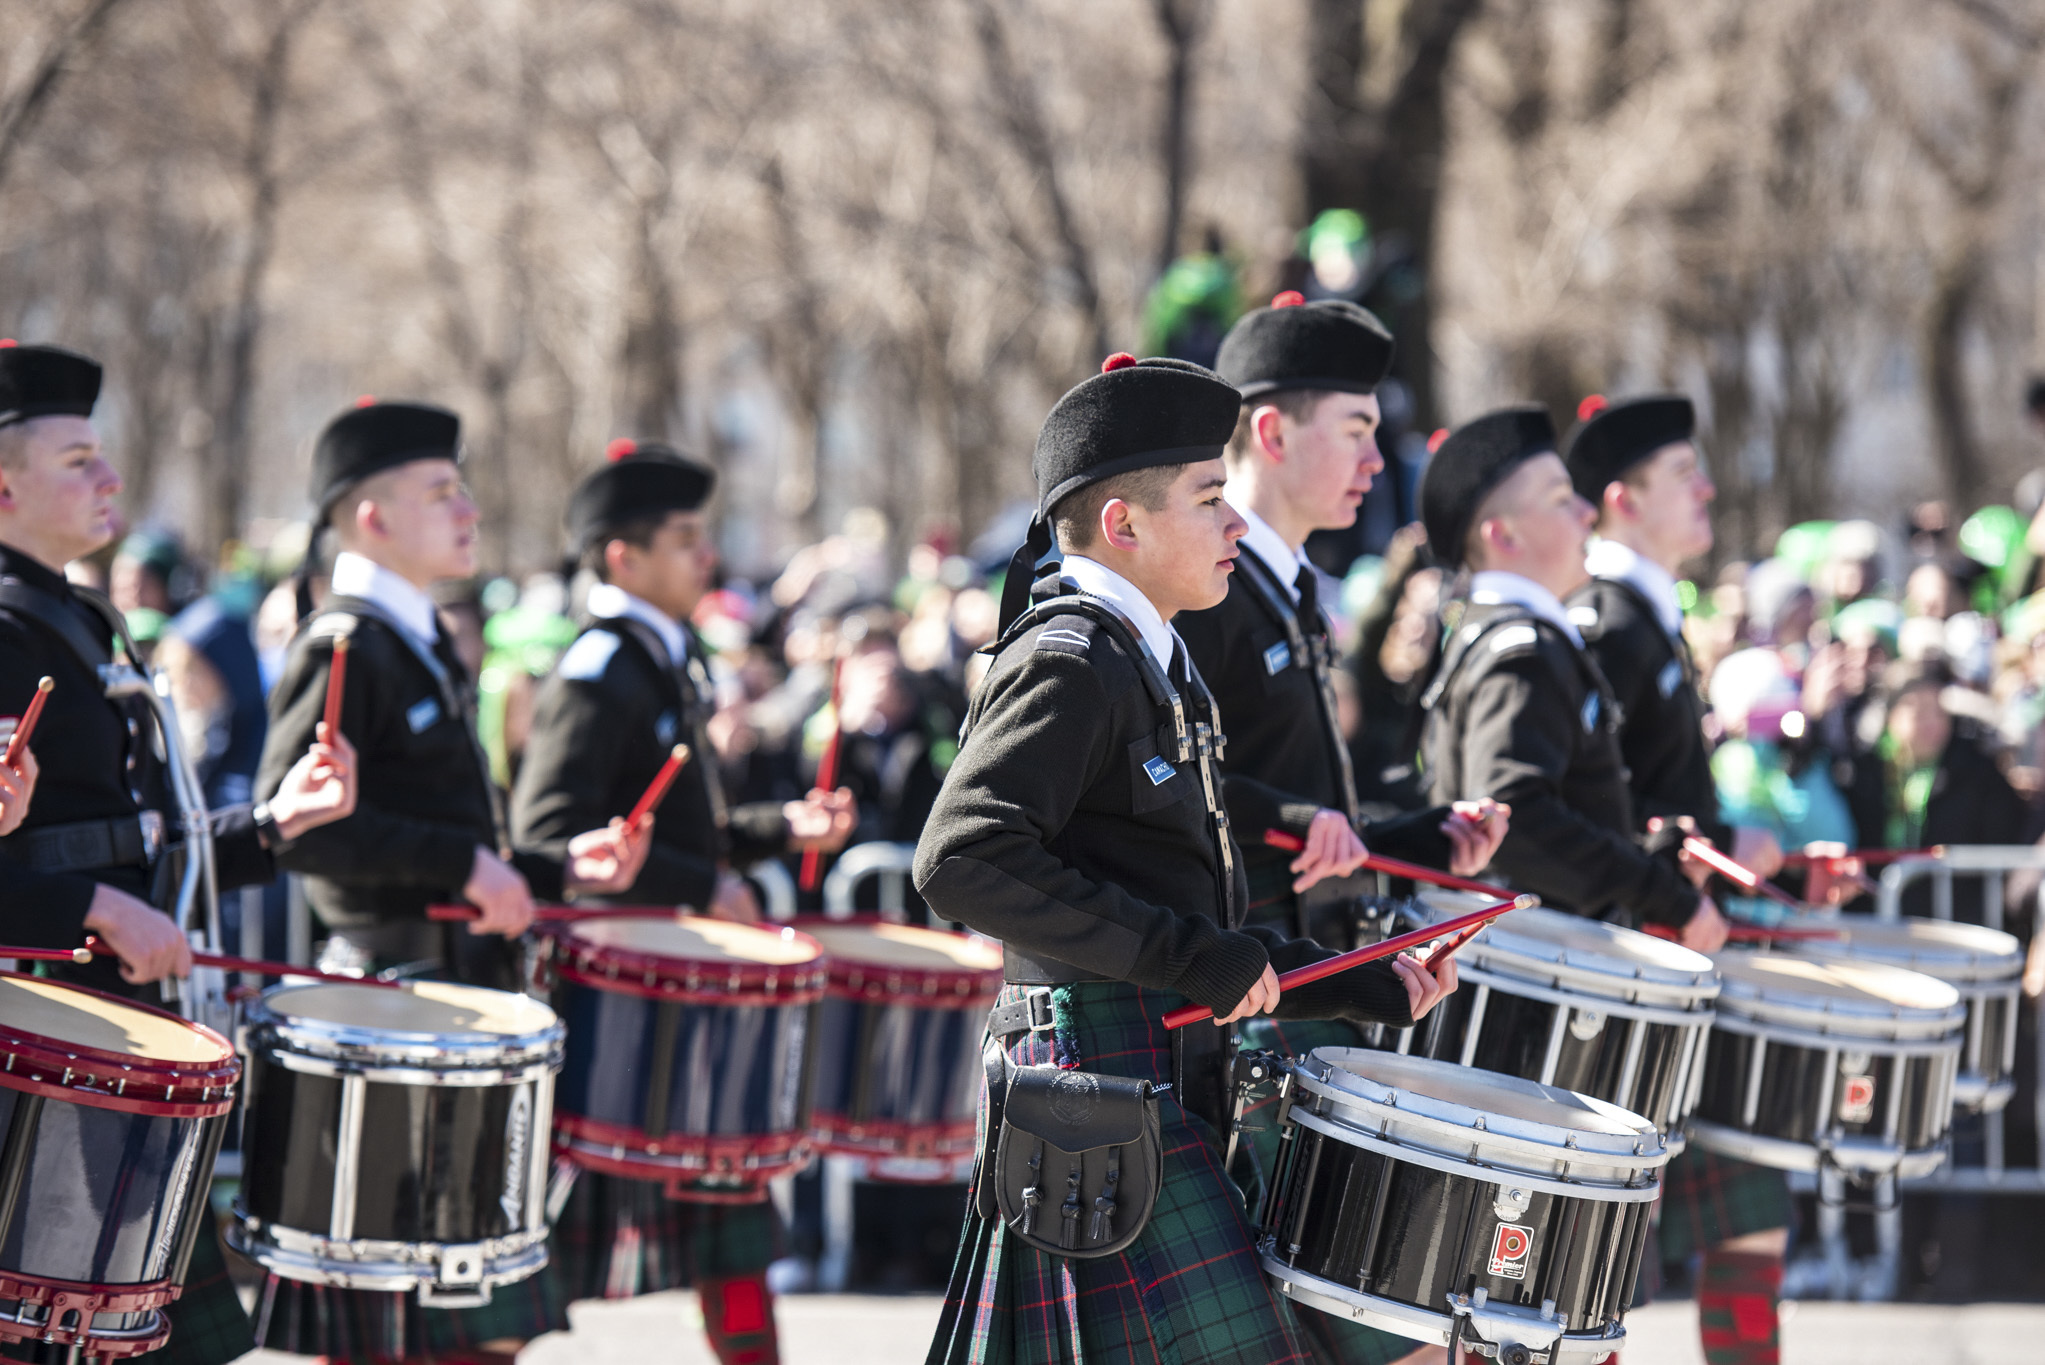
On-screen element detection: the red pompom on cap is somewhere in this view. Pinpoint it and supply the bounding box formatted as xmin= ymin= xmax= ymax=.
xmin=0 ymin=339 xmax=16 ymax=349
xmin=1426 ymin=427 xmax=1449 ymax=454
xmin=1270 ymin=290 xmax=1306 ymax=309
xmin=606 ymin=437 xmax=639 ymax=462
xmin=1577 ymin=394 xmax=1608 ymax=422
xmin=353 ymin=394 xmax=377 ymax=408
xmin=1101 ymin=352 xmax=1137 ymax=373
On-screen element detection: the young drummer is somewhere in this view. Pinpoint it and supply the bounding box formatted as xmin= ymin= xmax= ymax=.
xmin=0 ymin=342 xmax=358 ymax=1365
xmin=1178 ymin=297 xmax=1504 ymax=1365
xmin=1564 ymin=395 xmax=1789 ymax=1365
xmin=917 ymin=353 xmax=1456 ymax=1365
xmin=253 ymin=400 xmax=647 ymax=1362
xmin=510 ymin=441 xmax=855 ymax=1365
xmin=1415 ymin=405 xmax=1727 ymax=951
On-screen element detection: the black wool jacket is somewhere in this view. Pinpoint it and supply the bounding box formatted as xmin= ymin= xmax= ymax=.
xmin=258 ymin=601 xmax=563 ymax=930
xmin=511 ymin=617 xmax=792 ymax=910
xmin=914 ymin=595 xmax=1414 ymax=1026
xmin=1568 ymin=575 xmax=1731 ymax=848
xmin=1421 ymin=602 xmax=1699 ymax=928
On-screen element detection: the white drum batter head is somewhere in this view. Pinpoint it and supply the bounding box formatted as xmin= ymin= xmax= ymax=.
xmin=0 ymin=974 xmax=230 ymax=1065
xmin=265 ymin=980 xmax=559 ymax=1038
xmin=798 ymin=921 xmax=1003 ymax=971
xmin=566 ymin=916 xmax=821 ymax=967
xmin=1417 ymin=894 xmax=1718 ymax=1009
xmin=1795 ymin=916 xmax=2022 ymax=987
xmin=1712 ymin=952 xmax=1965 ymax=1041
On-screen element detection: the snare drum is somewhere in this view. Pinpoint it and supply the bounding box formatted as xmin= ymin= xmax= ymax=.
xmin=1394 ymin=895 xmax=1720 ymax=1150
xmin=1687 ymin=954 xmax=1964 ymax=1177
xmin=0 ymin=973 xmax=237 ymax=1358
xmin=232 ymin=980 xmax=564 ymax=1306
xmin=1793 ymin=916 xmax=2023 ymax=1113
xmin=1261 ymin=1048 xmax=1666 ymax=1363
xmin=794 ymin=918 xmax=1002 ymax=1164
xmin=548 ymin=917 xmax=825 ymax=1200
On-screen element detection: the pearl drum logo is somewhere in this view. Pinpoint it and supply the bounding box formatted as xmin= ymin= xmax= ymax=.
xmin=1488 ymin=1222 xmax=1532 ymax=1280
xmin=1840 ymin=1074 xmax=1877 ymax=1124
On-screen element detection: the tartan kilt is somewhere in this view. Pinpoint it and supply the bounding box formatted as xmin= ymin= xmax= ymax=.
xmin=249 ymin=1264 xmax=564 ymax=1360
xmin=0 ymin=1215 xmax=254 ymax=1365
xmin=548 ymin=1170 xmax=782 ymax=1304
xmin=1656 ymin=1146 xmax=1792 ymax=1266
xmin=927 ymin=981 xmax=1313 ymax=1365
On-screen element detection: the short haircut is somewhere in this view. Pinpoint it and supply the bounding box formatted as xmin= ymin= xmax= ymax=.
xmin=1050 ymin=462 xmax=1186 ymax=551
xmin=1461 ymin=476 xmax=1524 ymax=569
xmin=0 ymin=423 xmax=27 ymax=472
xmin=1225 ymin=389 xmax=1333 ymax=466
xmin=581 ymin=510 xmax=673 ymax=581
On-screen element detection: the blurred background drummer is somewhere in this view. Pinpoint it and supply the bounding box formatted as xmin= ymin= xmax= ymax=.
xmin=0 ymin=341 xmax=360 ymax=1365
xmin=253 ymin=400 xmax=651 ymax=1362
xmin=510 ymin=440 xmax=857 ymax=1365
xmin=1564 ymin=393 xmax=1791 ymax=1365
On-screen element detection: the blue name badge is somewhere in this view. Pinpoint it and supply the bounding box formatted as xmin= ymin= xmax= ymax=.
xmin=1262 ymin=641 xmax=1292 ymax=675
xmin=406 ymin=696 xmax=442 ymax=733
xmin=1143 ymin=755 xmax=1176 ymax=786
xmin=1657 ymin=658 xmax=1684 ymax=699
xmin=1580 ymin=693 xmax=1601 ymax=733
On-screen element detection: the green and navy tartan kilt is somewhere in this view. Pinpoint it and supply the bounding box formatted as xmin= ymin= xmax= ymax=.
xmin=1656 ymin=1146 xmax=1792 ymax=1267
xmin=250 ymin=1266 xmax=563 ymax=1361
xmin=548 ymin=1169 xmax=782 ymax=1304
xmin=927 ymin=981 xmax=1313 ymax=1365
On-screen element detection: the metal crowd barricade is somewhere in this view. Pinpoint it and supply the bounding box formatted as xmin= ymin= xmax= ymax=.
xmin=746 ymin=858 xmax=799 ymax=922
xmin=820 ymin=840 xmax=920 ymax=922
xmin=1789 ymin=844 xmax=2045 ymax=1301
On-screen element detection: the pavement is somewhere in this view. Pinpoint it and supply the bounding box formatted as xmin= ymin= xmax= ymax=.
xmin=237 ymin=1294 xmax=2045 ymax=1363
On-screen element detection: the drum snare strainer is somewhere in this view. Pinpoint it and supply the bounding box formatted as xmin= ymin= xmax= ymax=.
xmin=1261 ymin=1048 xmax=1667 ymax=1363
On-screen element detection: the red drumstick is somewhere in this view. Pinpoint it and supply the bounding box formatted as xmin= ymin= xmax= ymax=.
xmin=427 ymin=903 xmax=674 ymax=924
xmin=322 ymin=637 xmax=349 ymax=739
xmin=0 ymin=939 xmax=401 ymax=987
xmin=3 ymin=676 xmax=53 ymax=767
xmin=1162 ymin=894 xmax=1534 ymax=1030
xmin=1681 ymin=836 xmax=1805 ymax=911
xmin=1260 ymin=831 xmax=1523 ymax=902
xmin=626 ymin=744 xmax=693 ymax=828
xmin=1643 ymin=923 xmax=1843 ymax=945
xmin=1782 ymin=846 xmax=1947 ymax=867
xmin=799 ymin=657 xmax=848 ymax=893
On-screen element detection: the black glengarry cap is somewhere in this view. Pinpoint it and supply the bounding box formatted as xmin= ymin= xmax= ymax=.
xmin=311 ymin=399 xmax=463 ymax=517
xmin=1563 ymin=393 xmax=1696 ymax=505
xmin=567 ymin=439 xmax=717 ymax=555
xmin=0 ymin=342 xmax=102 ymax=429
xmin=1419 ymin=404 xmax=1557 ymax=568
xmin=1214 ymin=291 xmax=1394 ymax=399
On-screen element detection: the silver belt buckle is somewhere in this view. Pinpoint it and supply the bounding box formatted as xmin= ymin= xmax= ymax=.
xmin=137 ymin=810 xmax=165 ymax=865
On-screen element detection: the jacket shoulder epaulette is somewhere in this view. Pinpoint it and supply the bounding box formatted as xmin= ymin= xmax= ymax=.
xmin=557 ymin=626 xmax=625 ymax=682
xmin=1030 ymin=611 xmax=1102 ymax=659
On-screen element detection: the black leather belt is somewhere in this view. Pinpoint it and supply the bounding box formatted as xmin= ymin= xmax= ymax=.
xmin=1 ymin=813 xmax=163 ymax=874
xmin=987 ymin=988 xmax=1056 ymax=1039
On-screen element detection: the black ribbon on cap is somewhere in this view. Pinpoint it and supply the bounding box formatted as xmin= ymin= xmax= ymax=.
xmin=997 ymin=514 xmax=1058 ymax=637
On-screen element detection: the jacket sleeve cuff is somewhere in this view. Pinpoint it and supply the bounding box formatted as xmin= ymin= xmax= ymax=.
xmin=1168 ymin=931 xmax=1270 ymax=1017
xmin=1276 ymin=957 xmax=1416 ymax=1030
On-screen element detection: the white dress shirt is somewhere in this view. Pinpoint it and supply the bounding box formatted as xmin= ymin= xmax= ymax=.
xmin=1059 ymin=554 xmax=1180 ymax=670
xmin=586 ymin=581 xmax=686 ymax=665
xmin=1469 ymin=570 xmax=1584 ymax=646
xmin=1223 ymin=486 xmax=1306 ymax=602
xmin=1584 ymin=538 xmax=1684 ymax=638
xmin=329 ymin=551 xmax=439 ymax=647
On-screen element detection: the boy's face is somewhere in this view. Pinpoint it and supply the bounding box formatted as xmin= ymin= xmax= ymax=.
xmin=1476 ymin=453 xmax=1595 ymax=597
xmin=613 ymin=509 xmax=715 ymax=621
xmin=1618 ymin=440 xmax=1715 ymax=564
xmin=1271 ymin=391 xmax=1383 ymax=531
xmin=356 ymin=457 xmax=478 ymax=584
xmin=1119 ymin=459 xmax=1246 ymax=617
xmin=0 ymin=416 xmax=122 ymax=566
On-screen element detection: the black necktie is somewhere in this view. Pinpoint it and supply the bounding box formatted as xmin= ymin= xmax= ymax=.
xmin=430 ymin=618 xmax=470 ymax=689
xmin=1294 ymin=565 xmax=1323 ymax=635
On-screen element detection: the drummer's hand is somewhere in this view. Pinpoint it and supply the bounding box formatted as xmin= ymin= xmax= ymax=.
xmin=1393 ymin=949 xmax=1457 ymax=1021
xmin=0 ymin=745 xmax=38 ymax=838
xmin=266 ymin=722 xmax=358 ymax=842
xmin=83 ymin=884 xmax=192 ymax=984
xmin=1731 ymin=826 xmax=1785 ymax=881
xmin=565 ymin=818 xmax=652 ymax=896
xmin=786 ymin=786 xmax=856 ymax=852
xmin=464 ymin=847 xmax=535 ymax=937
xmin=710 ymin=872 xmax=762 ymax=924
xmin=1442 ymin=799 xmax=1508 ymax=878
xmin=1679 ymin=896 xmax=1729 ymax=954
xmin=1215 ymin=963 xmax=1281 ymax=1026
xmin=1290 ymin=809 xmax=1368 ymax=893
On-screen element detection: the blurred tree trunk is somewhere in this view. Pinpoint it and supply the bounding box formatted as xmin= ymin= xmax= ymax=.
xmin=1150 ymin=0 xmax=1211 ymax=279
xmin=0 ymin=0 xmax=131 ymax=194
xmin=1300 ymin=0 xmax=1483 ymax=427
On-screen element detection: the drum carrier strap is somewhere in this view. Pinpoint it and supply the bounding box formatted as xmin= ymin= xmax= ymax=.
xmin=1233 ymin=547 xmax=1361 ymax=825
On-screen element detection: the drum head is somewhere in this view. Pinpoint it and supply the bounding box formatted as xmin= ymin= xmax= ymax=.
xmin=0 ymin=974 xmax=230 ymax=1064
xmin=566 ymin=916 xmax=821 ymax=967
xmin=797 ymin=921 xmax=1002 ymax=972
xmin=264 ymin=980 xmax=560 ymax=1039
xmin=1796 ymin=916 xmax=2022 ymax=985
xmin=1714 ymin=952 xmax=1963 ymax=1027
xmin=1313 ymin=1047 xmax=1651 ymax=1139
xmin=1418 ymin=894 xmax=1717 ymax=1000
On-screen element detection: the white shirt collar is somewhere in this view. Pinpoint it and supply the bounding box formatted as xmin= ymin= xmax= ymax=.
xmin=1584 ymin=537 xmax=1684 ymax=637
xmin=1057 ymin=554 xmax=1179 ymax=670
xmin=1223 ymin=482 xmax=1306 ymax=601
xmin=329 ymin=551 xmax=440 ymax=646
xmin=1469 ymin=570 xmax=1584 ymax=647
xmin=586 ymin=581 xmax=686 ymax=664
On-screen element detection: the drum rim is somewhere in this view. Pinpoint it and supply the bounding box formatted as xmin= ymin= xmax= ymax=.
xmin=1712 ymin=955 xmax=1967 ymax=1034
xmin=547 ymin=918 xmax=828 ymax=999
xmin=1684 ymin=1118 xmax=1951 ymax=1176
xmin=1792 ymin=915 xmax=2024 ymax=984
xmin=246 ymin=980 xmax=566 ymax=1066
xmin=789 ymin=914 xmax=1004 ymax=1000
xmin=1419 ymin=898 xmax=1720 ymax=998
xmin=0 ymin=970 xmax=239 ymax=1115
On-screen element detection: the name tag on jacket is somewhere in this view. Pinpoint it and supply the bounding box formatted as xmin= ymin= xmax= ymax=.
xmin=406 ymin=697 xmax=442 ymax=733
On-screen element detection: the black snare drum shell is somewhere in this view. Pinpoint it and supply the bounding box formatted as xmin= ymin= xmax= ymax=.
xmin=1695 ymin=1034 xmax=1949 ymax=1152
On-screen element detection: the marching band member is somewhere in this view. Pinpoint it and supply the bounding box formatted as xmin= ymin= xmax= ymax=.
xmin=510 ymin=441 xmax=855 ymax=1365
xmin=1176 ymin=296 xmax=1504 ymax=1365
xmin=252 ymin=399 xmax=649 ymax=1362
xmin=1564 ymin=395 xmax=1789 ymax=1365
xmin=0 ymin=341 xmax=359 ymax=1365
xmin=1415 ymin=404 xmax=1728 ymax=952
xmin=0 ymin=737 xmax=33 ymax=837
xmin=916 ymin=353 xmax=1455 ymax=1365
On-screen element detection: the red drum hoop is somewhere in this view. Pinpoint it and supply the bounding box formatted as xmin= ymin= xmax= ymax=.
xmin=789 ymin=916 xmax=1003 ymax=1004
xmin=807 ymin=1111 xmax=978 ymax=1160
xmin=545 ymin=919 xmax=826 ymax=1005
xmin=0 ymin=972 xmax=238 ymax=1118
xmin=552 ymin=1112 xmax=807 ymax=1201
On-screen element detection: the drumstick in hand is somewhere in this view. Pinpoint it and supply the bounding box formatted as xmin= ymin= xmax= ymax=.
xmin=799 ymin=657 xmax=848 ymax=893
xmin=0 ymin=938 xmax=402 ymax=987
xmin=322 ymin=638 xmax=349 ymax=738
xmin=1680 ymin=836 xmax=1806 ymax=911
xmin=1260 ymin=831 xmax=1522 ymax=902
xmin=1643 ymin=922 xmax=1843 ymax=945
xmin=3 ymin=677 xmax=52 ymax=766
xmin=627 ymin=744 xmax=693 ymax=829
xmin=428 ymin=903 xmax=675 ymax=924
xmin=1782 ymin=846 xmax=1946 ymax=867
xmin=1162 ymin=895 xmax=1535 ymax=1030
